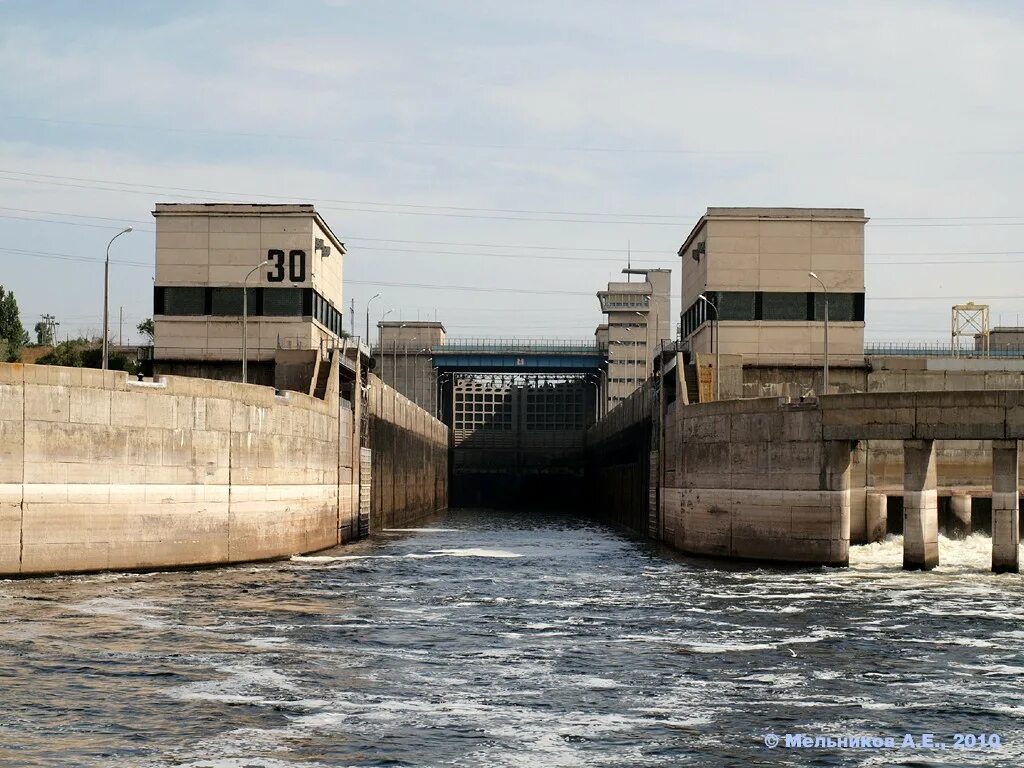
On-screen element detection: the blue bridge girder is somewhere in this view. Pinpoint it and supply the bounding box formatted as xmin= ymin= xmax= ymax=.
xmin=429 ymin=338 xmax=605 ymax=374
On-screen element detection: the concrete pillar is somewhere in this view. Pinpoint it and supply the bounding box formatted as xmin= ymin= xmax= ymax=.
xmin=824 ymin=440 xmax=852 ymax=566
xmin=903 ymin=439 xmax=939 ymax=570
xmin=991 ymin=439 xmax=1020 ymax=574
xmin=949 ymin=493 xmax=972 ymax=539
xmin=866 ymin=492 xmax=887 ymax=543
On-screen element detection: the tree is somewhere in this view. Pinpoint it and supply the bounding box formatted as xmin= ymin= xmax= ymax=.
xmin=34 ymin=320 xmax=55 ymax=346
xmin=0 ymin=285 xmax=29 ymax=362
xmin=37 ymin=338 xmax=137 ymax=374
xmin=137 ymin=317 xmax=155 ymax=344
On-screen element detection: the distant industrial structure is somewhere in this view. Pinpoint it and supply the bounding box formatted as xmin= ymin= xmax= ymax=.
xmin=375 ymin=321 xmax=446 ymax=414
xmin=595 ymin=268 xmax=672 ymax=413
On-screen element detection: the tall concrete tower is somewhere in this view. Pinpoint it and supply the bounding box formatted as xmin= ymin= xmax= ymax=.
xmin=597 ymin=268 xmax=672 ymax=411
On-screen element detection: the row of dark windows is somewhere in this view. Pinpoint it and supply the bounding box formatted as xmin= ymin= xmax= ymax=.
xmin=154 ymin=286 xmax=344 ymax=336
xmin=681 ymin=291 xmax=865 ymax=338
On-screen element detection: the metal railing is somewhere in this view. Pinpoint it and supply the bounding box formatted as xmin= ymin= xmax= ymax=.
xmin=865 ymin=342 xmax=1024 ymax=358
xmin=434 ymin=338 xmax=602 ymax=354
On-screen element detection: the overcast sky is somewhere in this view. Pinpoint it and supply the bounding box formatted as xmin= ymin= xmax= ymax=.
xmin=1 ymin=0 xmax=1022 ymax=345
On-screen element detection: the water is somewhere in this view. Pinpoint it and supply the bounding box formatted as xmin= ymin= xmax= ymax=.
xmin=1 ymin=510 xmax=1023 ymax=767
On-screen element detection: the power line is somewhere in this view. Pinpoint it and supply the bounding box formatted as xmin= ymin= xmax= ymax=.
xmin=4 ymin=169 xmax=1024 ymax=227
xmin=7 ymin=114 xmax=1024 ymax=158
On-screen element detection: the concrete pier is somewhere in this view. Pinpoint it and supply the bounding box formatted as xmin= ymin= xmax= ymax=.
xmin=949 ymin=493 xmax=972 ymax=538
xmin=991 ymin=440 xmax=1020 ymax=574
xmin=903 ymin=439 xmax=939 ymax=570
xmin=866 ymin=492 xmax=887 ymax=543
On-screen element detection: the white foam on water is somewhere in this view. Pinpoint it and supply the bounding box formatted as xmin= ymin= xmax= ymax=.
xmin=166 ymin=662 xmax=322 ymax=709
xmin=244 ymin=636 xmax=292 ymax=650
xmin=66 ymin=596 xmax=171 ymax=630
xmin=851 ymin=532 xmax=1024 ymax=573
xmin=381 ymin=527 xmax=458 ymax=532
xmin=683 ymin=642 xmax=778 ymax=653
xmin=291 ymin=548 xmax=521 ymax=564
xmin=289 ymin=554 xmax=401 ymax=563
xmin=409 ymin=548 xmax=522 ymax=559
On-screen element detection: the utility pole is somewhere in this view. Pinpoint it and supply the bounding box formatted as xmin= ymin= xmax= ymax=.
xmin=119 ymin=306 xmax=124 ymax=347
xmin=349 ymin=299 xmax=355 ymax=338
xmin=40 ymin=314 xmax=57 ymax=346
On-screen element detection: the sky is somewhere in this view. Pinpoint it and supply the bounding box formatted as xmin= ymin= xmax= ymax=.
xmin=0 ymin=0 xmax=1022 ymax=345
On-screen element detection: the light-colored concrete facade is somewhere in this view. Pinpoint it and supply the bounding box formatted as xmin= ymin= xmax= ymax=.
xmin=678 ymin=207 xmax=867 ymax=375
xmin=597 ymin=268 xmax=671 ymax=411
xmin=153 ymin=204 xmax=347 ymax=375
xmin=375 ymin=321 xmax=446 ymax=415
xmin=0 ymin=360 xmax=448 ymax=576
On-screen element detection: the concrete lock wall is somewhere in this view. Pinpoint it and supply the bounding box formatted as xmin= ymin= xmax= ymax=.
xmin=585 ymin=381 xmax=657 ymax=536
xmin=366 ymin=374 xmax=449 ymax=531
xmin=661 ymin=397 xmax=855 ymax=565
xmin=0 ymin=361 xmax=448 ymax=576
xmin=0 ymin=361 xmax=354 ymax=575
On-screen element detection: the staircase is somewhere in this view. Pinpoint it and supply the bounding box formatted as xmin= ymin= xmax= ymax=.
xmin=683 ymin=363 xmax=700 ymax=404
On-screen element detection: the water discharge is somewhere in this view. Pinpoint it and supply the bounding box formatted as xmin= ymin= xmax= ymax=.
xmin=1 ymin=511 xmax=1023 ymax=767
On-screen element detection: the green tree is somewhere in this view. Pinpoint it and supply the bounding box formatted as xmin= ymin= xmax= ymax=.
xmin=37 ymin=338 xmax=137 ymax=374
xmin=34 ymin=320 xmax=55 ymax=346
xmin=0 ymin=285 xmax=29 ymax=362
xmin=137 ymin=317 xmax=155 ymax=343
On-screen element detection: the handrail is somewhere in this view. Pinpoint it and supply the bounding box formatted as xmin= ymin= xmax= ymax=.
xmin=865 ymin=342 xmax=1024 ymax=358
xmin=433 ymin=337 xmax=602 ymax=353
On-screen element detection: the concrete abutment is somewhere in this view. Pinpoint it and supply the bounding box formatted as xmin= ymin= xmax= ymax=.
xmin=991 ymin=440 xmax=1020 ymax=574
xmin=902 ymin=439 xmax=939 ymax=571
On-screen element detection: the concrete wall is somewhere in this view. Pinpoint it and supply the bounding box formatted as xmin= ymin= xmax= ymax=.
xmin=661 ymin=397 xmax=854 ymax=565
xmin=0 ymin=359 xmax=448 ymax=576
xmin=0 ymin=360 xmax=355 ymax=576
xmin=366 ymin=374 xmax=449 ymax=530
xmin=586 ymin=381 xmax=657 ymax=535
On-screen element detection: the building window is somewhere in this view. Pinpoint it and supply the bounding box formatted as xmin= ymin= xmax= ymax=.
xmin=265 ymin=288 xmax=304 ymax=316
xmin=162 ymin=287 xmax=206 ymax=316
xmin=680 ymin=290 xmax=865 ymax=338
xmin=761 ymin=292 xmax=808 ymax=321
xmin=709 ymin=291 xmax=756 ymax=321
xmin=209 ymin=288 xmax=245 ymax=315
xmin=814 ymin=292 xmax=861 ymax=322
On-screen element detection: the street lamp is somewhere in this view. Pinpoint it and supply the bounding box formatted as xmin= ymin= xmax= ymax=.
xmin=102 ymin=226 xmax=133 ymax=370
xmin=697 ymin=294 xmax=720 ymax=401
xmin=809 ymin=271 xmax=829 ymax=394
xmin=365 ymin=293 xmax=381 ymax=345
xmin=242 ymin=259 xmax=272 ymax=384
xmin=378 ymin=308 xmax=394 ymax=350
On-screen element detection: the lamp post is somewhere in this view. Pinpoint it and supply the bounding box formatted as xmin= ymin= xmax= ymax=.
xmin=377 ymin=309 xmax=394 ymax=355
xmin=365 ymin=293 xmax=381 ymax=346
xmin=809 ymin=271 xmax=829 ymax=394
xmin=102 ymin=226 xmax=133 ymax=370
xmin=697 ymin=294 xmax=720 ymax=401
xmin=242 ymin=259 xmax=272 ymax=384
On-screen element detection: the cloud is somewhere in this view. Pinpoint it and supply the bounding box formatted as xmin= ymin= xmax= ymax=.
xmin=0 ymin=0 xmax=1021 ymax=341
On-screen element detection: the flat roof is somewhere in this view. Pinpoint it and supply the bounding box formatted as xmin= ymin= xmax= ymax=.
xmin=378 ymin=320 xmax=447 ymax=331
xmin=677 ymin=206 xmax=869 ymax=257
xmin=152 ymin=202 xmax=347 ymax=254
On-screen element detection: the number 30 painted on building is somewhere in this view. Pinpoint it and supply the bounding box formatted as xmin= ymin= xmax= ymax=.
xmin=266 ymin=250 xmax=307 ymax=283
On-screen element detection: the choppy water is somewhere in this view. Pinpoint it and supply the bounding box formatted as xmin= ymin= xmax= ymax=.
xmin=2 ymin=510 xmax=1023 ymax=767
